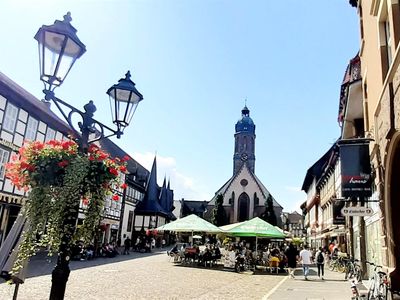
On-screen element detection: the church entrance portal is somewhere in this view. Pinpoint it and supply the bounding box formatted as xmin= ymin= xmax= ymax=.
xmin=238 ymin=193 xmax=250 ymax=222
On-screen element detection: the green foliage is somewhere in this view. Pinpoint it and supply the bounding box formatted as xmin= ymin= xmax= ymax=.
xmin=7 ymin=141 xmax=126 ymax=275
xmin=222 ymin=237 xmax=232 ymax=245
xmin=211 ymin=194 xmax=227 ymax=226
xmin=261 ymin=194 xmax=277 ymax=226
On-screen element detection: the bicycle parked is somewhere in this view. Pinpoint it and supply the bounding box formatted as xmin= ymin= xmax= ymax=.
xmin=329 ymin=256 xmax=347 ymax=273
xmin=345 ymin=258 xmax=362 ymax=282
xmin=365 ymin=261 xmax=390 ymax=300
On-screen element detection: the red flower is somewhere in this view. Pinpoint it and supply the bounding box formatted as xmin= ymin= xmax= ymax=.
xmin=88 ymin=144 xmax=99 ymax=153
xmin=20 ymin=161 xmax=35 ymax=172
xmin=120 ymin=183 xmax=127 ymax=189
xmin=119 ymin=165 xmax=127 ymax=173
xmin=48 ymin=140 xmax=60 ymax=147
xmin=61 ymin=140 xmax=76 ymax=150
xmin=122 ymin=155 xmax=130 ymax=162
xmin=112 ymin=194 xmax=119 ymax=201
xmin=82 ymin=198 xmax=89 ymax=206
xmin=109 ymin=168 xmax=119 ymax=176
xmin=58 ymin=160 xmax=69 ymax=168
xmin=98 ymin=151 xmax=109 ymax=160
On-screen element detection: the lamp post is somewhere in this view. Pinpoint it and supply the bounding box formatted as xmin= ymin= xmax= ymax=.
xmin=280 ymin=213 xmax=288 ymax=230
xmin=34 ymin=13 xmax=143 ymax=300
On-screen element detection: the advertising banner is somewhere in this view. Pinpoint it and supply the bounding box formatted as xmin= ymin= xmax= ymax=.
xmin=333 ymin=200 xmax=345 ymax=225
xmin=340 ymin=142 xmax=372 ymax=198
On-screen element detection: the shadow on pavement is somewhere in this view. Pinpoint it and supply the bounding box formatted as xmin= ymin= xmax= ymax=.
xmin=0 ymin=248 xmax=166 ymax=282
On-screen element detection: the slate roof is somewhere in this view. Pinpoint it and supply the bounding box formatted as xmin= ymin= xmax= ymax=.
xmin=287 ymin=211 xmax=302 ymax=224
xmin=181 ymin=200 xmax=208 ymax=217
xmin=301 ymin=142 xmax=339 ymax=192
xmin=135 ymin=157 xmax=168 ymax=217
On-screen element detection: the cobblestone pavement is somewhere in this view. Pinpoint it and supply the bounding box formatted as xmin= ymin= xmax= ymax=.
xmin=265 ymin=267 xmax=354 ymax=300
xmin=0 ymin=250 xmax=284 ymax=300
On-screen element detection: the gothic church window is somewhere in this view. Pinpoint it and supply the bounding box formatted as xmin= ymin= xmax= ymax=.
xmin=238 ymin=192 xmax=249 ymax=222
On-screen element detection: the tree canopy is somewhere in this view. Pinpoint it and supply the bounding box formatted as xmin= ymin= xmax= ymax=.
xmin=211 ymin=194 xmax=227 ymax=226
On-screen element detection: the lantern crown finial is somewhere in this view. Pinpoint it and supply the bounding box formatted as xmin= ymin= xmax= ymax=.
xmin=63 ymin=12 xmax=72 ymax=24
xmin=125 ymin=71 xmax=131 ymax=80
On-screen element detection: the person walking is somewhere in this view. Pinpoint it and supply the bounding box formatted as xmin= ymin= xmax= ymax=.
xmin=299 ymin=244 xmax=313 ymax=280
xmin=316 ymin=246 xmax=325 ymax=280
xmin=284 ymin=243 xmax=298 ymax=279
xmin=123 ymin=237 xmax=131 ymax=255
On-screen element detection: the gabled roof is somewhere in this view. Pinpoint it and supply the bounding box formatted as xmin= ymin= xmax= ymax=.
xmin=301 ymin=142 xmax=339 ymax=192
xmin=287 ymin=211 xmax=302 ymax=224
xmin=182 ymin=200 xmax=208 ymax=217
xmin=208 ymin=162 xmax=282 ymax=208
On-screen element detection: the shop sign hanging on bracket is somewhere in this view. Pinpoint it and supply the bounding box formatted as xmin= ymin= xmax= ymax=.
xmin=341 ymin=206 xmax=374 ymax=217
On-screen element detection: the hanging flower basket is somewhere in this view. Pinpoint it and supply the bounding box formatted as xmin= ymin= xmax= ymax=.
xmin=5 ymin=139 xmax=128 ymax=274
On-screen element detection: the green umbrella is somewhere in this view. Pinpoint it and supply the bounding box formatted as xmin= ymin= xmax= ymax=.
xmin=226 ymin=217 xmax=285 ymax=251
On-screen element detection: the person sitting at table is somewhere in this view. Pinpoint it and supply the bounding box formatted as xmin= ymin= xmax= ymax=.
xmin=168 ymin=244 xmax=179 ymax=256
xmin=269 ymin=253 xmax=280 ymax=273
xmin=201 ymin=247 xmax=212 ymax=266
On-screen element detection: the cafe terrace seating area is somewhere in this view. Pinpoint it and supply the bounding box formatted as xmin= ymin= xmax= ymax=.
xmin=158 ymin=214 xmax=289 ymax=274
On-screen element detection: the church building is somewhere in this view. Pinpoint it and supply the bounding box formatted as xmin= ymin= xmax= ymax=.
xmin=205 ymin=105 xmax=283 ymax=224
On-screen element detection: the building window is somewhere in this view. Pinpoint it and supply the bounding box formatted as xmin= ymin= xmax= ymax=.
xmin=384 ymin=19 xmax=392 ymax=67
xmin=25 ymin=116 xmax=38 ymax=141
xmin=127 ymin=211 xmax=133 ymax=232
xmin=45 ymin=128 xmax=56 ymax=141
xmin=3 ymin=103 xmax=18 ymax=132
xmin=0 ymin=148 xmax=10 ymax=179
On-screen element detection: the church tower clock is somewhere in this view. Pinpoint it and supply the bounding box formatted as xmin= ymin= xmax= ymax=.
xmin=233 ymin=105 xmax=256 ymax=174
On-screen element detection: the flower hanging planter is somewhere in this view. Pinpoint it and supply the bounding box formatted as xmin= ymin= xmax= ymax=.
xmin=5 ymin=139 xmax=128 ymax=274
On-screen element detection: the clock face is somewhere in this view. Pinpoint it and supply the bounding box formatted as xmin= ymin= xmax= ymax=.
xmin=241 ymin=153 xmax=248 ymax=161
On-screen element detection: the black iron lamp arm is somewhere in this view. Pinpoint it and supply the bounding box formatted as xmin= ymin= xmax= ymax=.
xmin=43 ymin=89 xmax=123 ymax=147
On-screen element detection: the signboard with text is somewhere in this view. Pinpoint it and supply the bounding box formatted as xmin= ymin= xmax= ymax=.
xmin=333 ymin=200 xmax=346 ymax=225
xmin=341 ymin=207 xmax=374 ymax=217
xmin=340 ymin=142 xmax=372 ymax=198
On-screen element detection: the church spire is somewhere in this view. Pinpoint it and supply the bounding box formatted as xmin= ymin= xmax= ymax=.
xmin=233 ymin=105 xmax=256 ymax=174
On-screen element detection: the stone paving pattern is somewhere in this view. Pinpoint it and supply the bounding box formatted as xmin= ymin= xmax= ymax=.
xmin=267 ymin=267 xmax=354 ymax=300
xmin=0 ymin=250 xmax=282 ymax=300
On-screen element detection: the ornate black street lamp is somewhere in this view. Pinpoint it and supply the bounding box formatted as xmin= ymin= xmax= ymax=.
xmin=34 ymin=13 xmax=143 ymax=300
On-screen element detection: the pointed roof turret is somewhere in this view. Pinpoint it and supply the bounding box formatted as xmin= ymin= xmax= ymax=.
xmin=159 ymin=176 xmax=169 ymax=212
xmin=166 ymin=178 xmax=176 ymax=220
xmin=135 ymin=156 xmax=168 ymax=216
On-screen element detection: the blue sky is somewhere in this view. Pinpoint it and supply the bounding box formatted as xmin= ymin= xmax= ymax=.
xmin=0 ymin=0 xmax=360 ymax=212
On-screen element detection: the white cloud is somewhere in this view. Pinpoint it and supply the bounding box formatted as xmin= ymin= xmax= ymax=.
xmin=132 ymin=152 xmax=209 ymax=200
xmin=281 ymin=185 xmax=305 ymax=213
xmin=284 ymin=186 xmax=302 ymax=193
